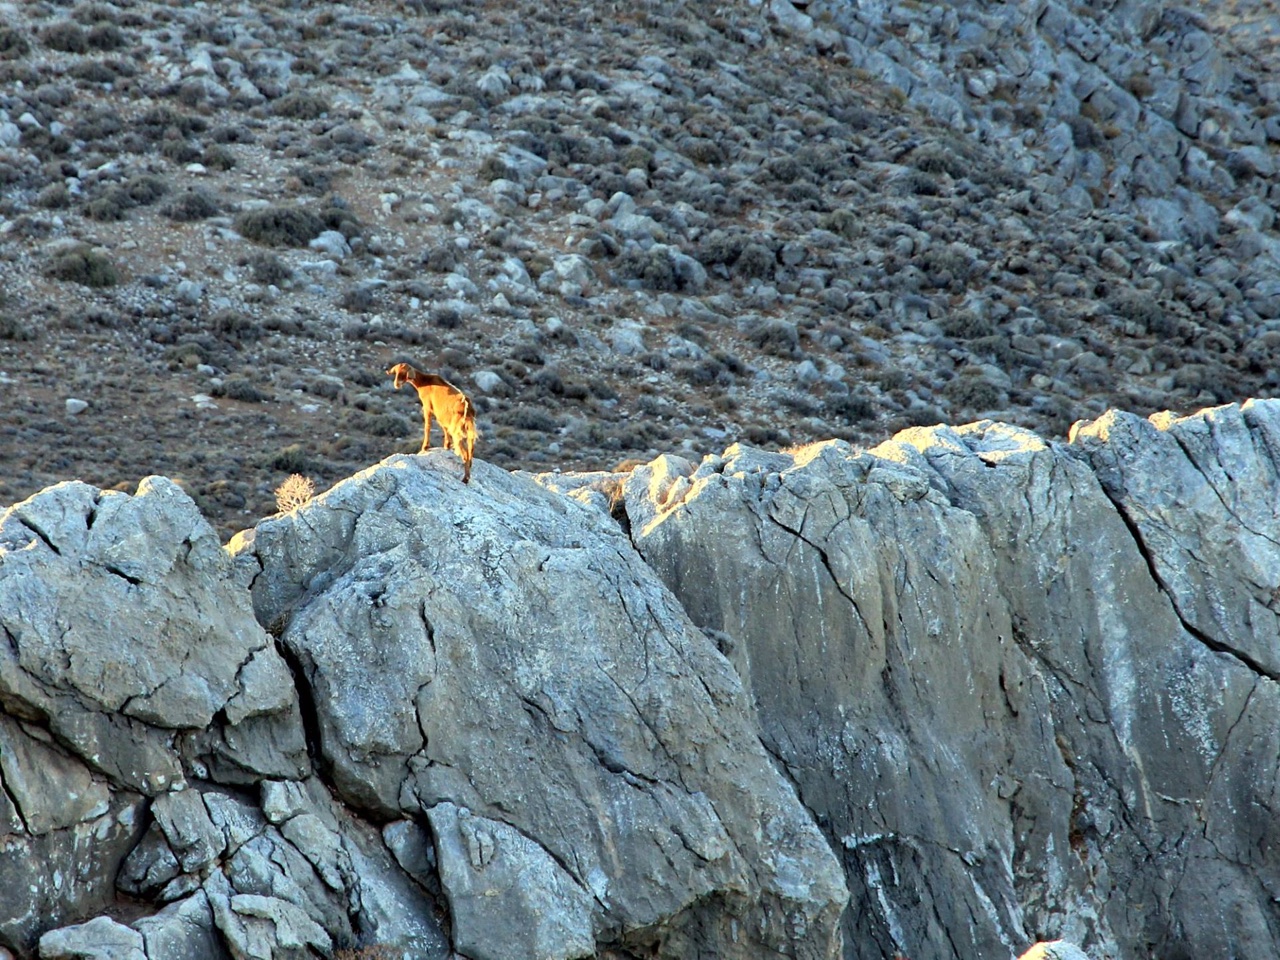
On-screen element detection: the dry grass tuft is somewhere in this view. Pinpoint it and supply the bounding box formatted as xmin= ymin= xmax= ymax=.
xmin=274 ymin=474 xmax=316 ymax=512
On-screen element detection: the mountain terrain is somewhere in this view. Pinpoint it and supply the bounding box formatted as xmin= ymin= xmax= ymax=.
xmin=1 ymin=0 xmax=1279 ymax=536
xmin=4 ymin=400 xmax=1280 ymax=960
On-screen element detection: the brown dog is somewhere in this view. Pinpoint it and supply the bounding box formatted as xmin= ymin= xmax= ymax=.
xmin=388 ymin=362 xmax=478 ymax=483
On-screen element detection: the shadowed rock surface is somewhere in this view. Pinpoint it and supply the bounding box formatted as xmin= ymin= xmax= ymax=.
xmin=622 ymin=400 xmax=1280 ymax=960
xmin=6 ymin=400 xmax=1280 ymax=959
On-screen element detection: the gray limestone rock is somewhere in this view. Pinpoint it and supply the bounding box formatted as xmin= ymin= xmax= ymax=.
xmin=151 ymin=789 xmax=226 ymax=874
xmin=0 ymin=478 xmax=305 ymax=793
xmin=38 ymin=917 xmax=146 ymax=960
xmin=625 ymin=411 xmax=1280 ymax=960
xmin=17 ymin=397 xmax=1280 ymax=960
xmin=427 ymin=802 xmax=596 ymax=960
xmin=1071 ymin=401 xmax=1280 ymax=677
xmin=132 ymin=894 xmax=226 ymax=960
xmin=232 ymin=453 xmax=849 ymax=960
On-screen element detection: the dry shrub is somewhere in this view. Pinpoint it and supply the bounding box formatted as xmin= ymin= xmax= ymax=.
xmin=45 ymin=245 xmax=119 ymax=287
xmin=234 ymin=206 xmax=325 ymax=247
xmin=274 ymin=474 xmax=315 ymax=512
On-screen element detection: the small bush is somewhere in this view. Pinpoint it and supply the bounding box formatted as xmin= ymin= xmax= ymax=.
xmin=70 ymin=60 xmax=118 ymax=83
xmin=745 ymin=318 xmax=799 ymax=357
xmin=247 ymin=251 xmax=293 ymax=285
xmin=424 ymin=244 xmax=458 ymax=272
xmin=682 ymin=136 xmax=724 ymax=165
xmin=122 ymin=176 xmax=168 ymax=208
xmin=431 ymin=304 xmax=463 ymax=328
xmin=356 ymin=412 xmax=411 ymax=437
xmin=269 ymin=444 xmax=312 ymax=473
xmin=36 ymin=183 xmax=70 ymax=209
xmin=273 ymin=92 xmax=329 ymax=119
xmin=41 ymin=22 xmax=89 ymax=53
xmin=697 ymin=229 xmax=746 ymax=266
xmin=212 ymin=124 xmax=254 ymax=144
xmin=763 ymin=156 xmax=803 ymax=184
xmin=478 ymin=154 xmax=518 ymax=182
xmin=86 ymin=22 xmax=124 ymax=50
xmin=895 ymin=170 xmax=940 ymax=196
xmin=203 ymin=145 xmax=236 ymax=171
xmin=945 ymin=375 xmax=1004 ymax=410
xmin=827 ymin=392 xmax=875 ymax=422
xmin=1109 ymin=292 xmax=1172 ymax=336
xmin=0 ymin=27 xmax=31 ymax=58
xmin=1067 ymin=115 xmax=1103 ymax=150
xmin=818 ymin=208 xmax=860 ymax=240
xmin=73 ymin=3 xmax=119 ymax=24
xmin=45 ymin=246 xmax=119 ymax=287
xmin=734 ymin=242 xmax=776 ymax=280
xmin=618 ymin=246 xmax=677 ymax=292
xmin=676 ymin=359 xmax=726 ymax=386
xmin=1125 ymin=70 xmax=1155 ymax=99
xmin=76 ymin=108 xmax=123 ymax=142
xmin=340 ymin=286 xmax=376 ymax=313
xmin=911 ymin=143 xmax=967 ymax=177
xmin=216 ymin=377 xmax=268 ymax=402
xmin=211 ymin=308 xmax=261 ymax=340
xmin=234 ymin=206 xmax=326 ymax=247
xmin=507 ymin=408 xmax=559 ymax=432
xmin=135 ymin=106 xmax=207 ymax=140
xmin=160 ymin=138 xmax=201 ymax=163
xmin=941 ymin=310 xmax=995 ymax=340
xmin=162 ymin=188 xmax=221 ymax=222
xmin=274 ymin=474 xmax=315 ymax=512
xmin=0 ymin=315 xmax=35 ymax=341
xmin=85 ymin=188 xmax=132 ymax=221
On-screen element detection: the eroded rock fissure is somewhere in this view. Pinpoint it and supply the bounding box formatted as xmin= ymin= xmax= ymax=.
xmin=1101 ymin=482 xmax=1280 ymax=685
xmin=1166 ymin=430 xmax=1280 ymax=551
xmin=272 ymin=636 xmax=326 ymax=775
xmin=15 ymin=515 xmax=59 ymax=556
xmin=102 ymin=562 xmax=143 ymax=587
xmin=0 ymin=762 xmax=30 ymax=835
xmin=764 ymin=512 xmax=876 ymax=639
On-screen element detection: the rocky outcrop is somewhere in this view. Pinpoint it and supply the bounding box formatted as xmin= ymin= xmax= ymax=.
xmin=230 ymin=453 xmax=848 ymax=960
xmin=0 ymin=477 xmax=307 ymax=953
xmin=0 ymin=453 xmax=846 ymax=960
xmin=7 ymin=400 xmax=1280 ymax=959
xmin=622 ymin=400 xmax=1280 ymax=960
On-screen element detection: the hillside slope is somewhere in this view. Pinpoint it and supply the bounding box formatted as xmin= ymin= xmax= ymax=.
xmin=0 ymin=0 xmax=1278 ymax=537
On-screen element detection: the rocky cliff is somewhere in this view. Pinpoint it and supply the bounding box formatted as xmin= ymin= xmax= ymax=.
xmin=4 ymin=400 xmax=1280 ymax=960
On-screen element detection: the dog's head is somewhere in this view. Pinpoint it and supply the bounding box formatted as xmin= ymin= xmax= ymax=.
xmin=387 ymin=363 xmax=412 ymax=389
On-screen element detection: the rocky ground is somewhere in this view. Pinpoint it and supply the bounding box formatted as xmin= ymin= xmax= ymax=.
xmin=1 ymin=0 xmax=1278 ymax=538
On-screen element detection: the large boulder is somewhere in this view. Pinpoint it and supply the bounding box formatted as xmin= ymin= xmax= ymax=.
xmin=622 ymin=404 xmax=1280 ymax=960
xmin=1 ymin=478 xmax=447 ymax=960
xmin=230 ymin=451 xmax=849 ymax=960
xmin=0 ymin=479 xmax=306 ymax=955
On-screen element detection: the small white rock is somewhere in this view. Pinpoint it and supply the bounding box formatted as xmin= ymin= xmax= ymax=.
xmin=472 ymin=370 xmax=505 ymax=394
xmin=309 ymin=230 xmax=351 ymax=260
xmin=65 ymin=398 xmax=89 ymax=416
xmin=176 ymin=280 xmax=205 ymax=304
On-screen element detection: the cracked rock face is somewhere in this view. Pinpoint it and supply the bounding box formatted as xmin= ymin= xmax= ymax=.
xmin=0 ymin=477 xmax=306 ymax=952
xmin=13 ymin=400 xmax=1280 ymax=960
xmin=624 ymin=402 xmax=1280 ymax=960
xmin=231 ymin=451 xmax=849 ymax=960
